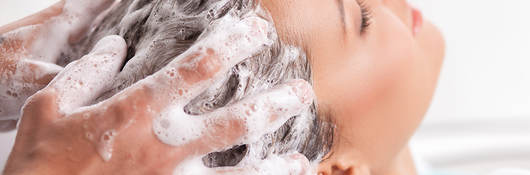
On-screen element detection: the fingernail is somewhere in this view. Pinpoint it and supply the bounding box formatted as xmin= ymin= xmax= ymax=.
xmin=90 ymin=35 xmax=126 ymax=55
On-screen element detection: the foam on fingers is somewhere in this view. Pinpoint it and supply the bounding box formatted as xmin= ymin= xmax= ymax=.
xmin=237 ymin=153 xmax=315 ymax=175
xmin=222 ymin=79 xmax=314 ymax=144
xmin=65 ymin=0 xmax=115 ymax=15
xmin=62 ymin=0 xmax=115 ymax=37
xmin=17 ymin=59 xmax=64 ymax=84
xmin=29 ymin=0 xmax=115 ymax=62
xmin=246 ymin=152 xmax=315 ymax=175
xmin=48 ymin=35 xmax=126 ymax=113
xmin=145 ymin=11 xmax=275 ymax=108
xmin=146 ymin=12 xmax=277 ymax=147
xmin=152 ymin=79 xmax=313 ymax=154
xmin=175 ymin=152 xmax=314 ymax=175
xmin=0 ymin=59 xmax=63 ymax=120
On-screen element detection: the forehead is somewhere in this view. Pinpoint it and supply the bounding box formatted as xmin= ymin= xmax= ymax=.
xmin=260 ymin=0 xmax=346 ymax=52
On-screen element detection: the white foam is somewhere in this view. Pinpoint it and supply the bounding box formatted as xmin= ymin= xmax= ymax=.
xmin=97 ymin=129 xmax=117 ymax=162
xmin=149 ymin=8 xmax=275 ymax=147
xmin=0 ymin=60 xmax=63 ymax=120
xmin=173 ymin=157 xmax=211 ymax=175
xmin=0 ymin=0 xmax=114 ymax=121
xmin=0 ymin=27 xmax=59 ymax=120
xmin=50 ymin=35 xmax=126 ymax=114
xmin=153 ymin=107 xmax=205 ymax=146
xmin=174 ymin=152 xmax=316 ymax=175
xmin=140 ymin=6 xmax=321 ymax=173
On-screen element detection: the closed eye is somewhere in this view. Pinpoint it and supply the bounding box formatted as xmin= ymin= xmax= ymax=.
xmin=357 ymin=0 xmax=372 ymax=35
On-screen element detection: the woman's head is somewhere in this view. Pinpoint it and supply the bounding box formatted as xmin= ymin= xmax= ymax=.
xmin=261 ymin=0 xmax=445 ymax=173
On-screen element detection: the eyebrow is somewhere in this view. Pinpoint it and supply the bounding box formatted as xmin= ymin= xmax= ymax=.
xmin=335 ymin=0 xmax=347 ymax=33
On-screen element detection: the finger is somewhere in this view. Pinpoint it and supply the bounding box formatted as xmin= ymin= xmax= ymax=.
xmin=120 ymin=13 xmax=274 ymax=111
xmin=45 ymin=35 xmax=126 ymax=114
xmin=60 ymin=0 xmax=116 ymax=41
xmin=0 ymin=59 xmax=62 ymax=120
xmin=23 ymin=0 xmax=115 ymax=61
xmin=213 ymin=153 xmax=315 ymax=175
xmin=0 ymin=0 xmax=115 ymax=63
xmin=16 ymin=59 xmax=63 ymax=85
xmin=0 ymin=1 xmax=65 ymax=34
xmin=64 ymin=0 xmax=115 ymax=17
xmin=1 ymin=33 xmax=63 ymax=120
xmin=154 ymin=79 xmax=314 ymax=154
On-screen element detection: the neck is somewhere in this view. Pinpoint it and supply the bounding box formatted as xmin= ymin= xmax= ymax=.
xmin=380 ymin=147 xmax=417 ymax=175
xmin=318 ymin=145 xmax=417 ymax=175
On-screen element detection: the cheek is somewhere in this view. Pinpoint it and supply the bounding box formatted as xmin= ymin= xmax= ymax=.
xmin=364 ymin=8 xmax=435 ymax=132
xmin=323 ymin=7 xmax=439 ymax=165
xmin=352 ymin=7 xmax=419 ymax=108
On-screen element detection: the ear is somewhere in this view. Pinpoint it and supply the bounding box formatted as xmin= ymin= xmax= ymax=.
xmin=317 ymin=157 xmax=370 ymax=175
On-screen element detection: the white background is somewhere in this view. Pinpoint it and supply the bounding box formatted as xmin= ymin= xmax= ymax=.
xmin=1 ymin=0 xmax=529 ymax=174
xmin=407 ymin=0 xmax=530 ymax=174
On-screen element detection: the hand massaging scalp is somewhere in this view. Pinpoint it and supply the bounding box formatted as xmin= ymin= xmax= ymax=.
xmin=23 ymin=0 xmax=331 ymax=170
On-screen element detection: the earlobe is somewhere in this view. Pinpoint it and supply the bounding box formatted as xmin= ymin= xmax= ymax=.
xmin=318 ymin=163 xmax=355 ymax=175
xmin=317 ymin=157 xmax=371 ymax=175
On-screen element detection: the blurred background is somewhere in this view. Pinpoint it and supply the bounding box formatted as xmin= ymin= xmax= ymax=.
xmin=1 ymin=0 xmax=529 ymax=174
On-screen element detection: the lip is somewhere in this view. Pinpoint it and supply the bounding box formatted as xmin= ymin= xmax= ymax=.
xmin=410 ymin=6 xmax=423 ymax=36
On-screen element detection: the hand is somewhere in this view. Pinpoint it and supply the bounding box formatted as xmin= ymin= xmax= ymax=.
xmin=0 ymin=0 xmax=115 ymax=130
xmin=4 ymin=13 xmax=315 ymax=175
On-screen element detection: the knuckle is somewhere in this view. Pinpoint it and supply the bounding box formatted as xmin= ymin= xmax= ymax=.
xmin=178 ymin=48 xmax=222 ymax=84
xmin=206 ymin=116 xmax=246 ymax=147
xmin=22 ymin=90 xmax=61 ymax=120
xmin=107 ymin=86 xmax=155 ymax=120
xmin=109 ymin=100 xmax=135 ymax=118
xmin=25 ymin=90 xmax=56 ymax=108
xmin=104 ymin=101 xmax=137 ymax=128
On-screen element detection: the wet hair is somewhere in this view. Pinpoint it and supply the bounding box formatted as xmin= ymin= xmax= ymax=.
xmin=61 ymin=0 xmax=334 ymax=167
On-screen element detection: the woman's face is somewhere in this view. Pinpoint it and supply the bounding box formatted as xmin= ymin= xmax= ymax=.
xmin=261 ymin=0 xmax=445 ymax=171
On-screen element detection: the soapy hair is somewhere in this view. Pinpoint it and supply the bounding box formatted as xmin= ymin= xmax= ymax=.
xmin=61 ymin=0 xmax=334 ymax=167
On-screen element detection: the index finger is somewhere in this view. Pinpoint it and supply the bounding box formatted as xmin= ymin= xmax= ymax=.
xmin=112 ymin=12 xmax=274 ymax=112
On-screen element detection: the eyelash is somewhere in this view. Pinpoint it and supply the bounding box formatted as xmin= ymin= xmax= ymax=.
xmin=358 ymin=0 xmax=372 ymax=34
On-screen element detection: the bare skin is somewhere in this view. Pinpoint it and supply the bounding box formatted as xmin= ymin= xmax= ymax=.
xmin=1 ymin=1 xmax=315 ymax=174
